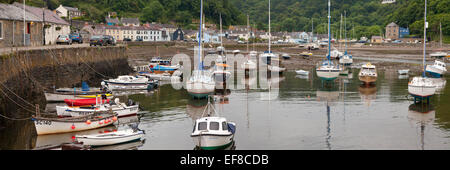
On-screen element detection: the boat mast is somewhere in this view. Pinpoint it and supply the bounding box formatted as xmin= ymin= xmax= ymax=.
xmin=327 ymin=0 xmax=331 ymax=64
xmin=422 ymin=0 xmax=427 ymax=77
xmin=247 ymin=14 xmax=250 ymax=53
xmin=198 ymin=0 xmax=203 ymax=71
xmin=340 ymin=13 xmax=342 ymax=51
xmin=440 ymin=22 xmax=442 ymax=49
xmin=220 ymin=13 xmax=223 ymax=48
xmin=344 ymin=10 xmax=347 ymax=54
xmin=311 ymin=18 xmax=314 ymax=43
xmin=268 ymin=0 xmax=271 ymax=53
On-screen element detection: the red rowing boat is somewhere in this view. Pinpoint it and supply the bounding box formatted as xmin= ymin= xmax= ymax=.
xmin=64 ymin=98 xmax=110 ymax=106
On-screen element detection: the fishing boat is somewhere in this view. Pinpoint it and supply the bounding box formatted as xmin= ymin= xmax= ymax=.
xmin=408 ymin=0 xmax=436 ymax=102
xmin=149 ymin=64 xmax=178 ymax=74
xmin=425 ymin=60 xmax=447 ymax=78
xmin=186 ymin=0 xmax=216 ymax=99
xmin=102 ymin=75 xmax=158 ymax=91
xmin=76 ymin=128 xmax=145 ymax=146
xmin=64 ymin=98 xmax=110 ymax=107
xmin=398 ymin=69 xmax=410 ymax=75
xmin=32 ymin=111 xmax=117 ymax=135
xmin=358 ymin=63 xmax=377 ymax=84
xmin=149 ymin=56 xmax=171 ymax=66
xmin=56 ymin=98 xmax=139 ymax=118
xmin=191 ymin=98 xmax=236 ymax=150
xmin=44 ymin=82 xmax=113 ymax=102
xmin=316 ymin=0 xmax=340 ymax=81
xmin=295 ymin=70 xmax=309 ymax=76
xmin=44 ymin=92 xmax=113 ymax=103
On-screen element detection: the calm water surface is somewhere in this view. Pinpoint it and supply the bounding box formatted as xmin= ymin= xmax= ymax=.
xmin=1 ymin=69 xmax=450 ymax=150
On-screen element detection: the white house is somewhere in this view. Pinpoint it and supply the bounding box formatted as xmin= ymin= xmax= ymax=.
xmin=55 ymin=5 xmax=83 ymax=19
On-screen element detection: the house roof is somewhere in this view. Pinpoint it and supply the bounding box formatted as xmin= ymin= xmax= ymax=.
xmin=372 ymin=36 xmax=382 ymax=39
xmin=0 ymin=3 xmax=42 ymax=22
xmin=12 ymin=2 xmax=69 ymax=25
xmin=387 ymin=22 xmax=398 ymax=27
xmin=105 ymin=17 xmax=120 ymax=24
xmin=62 ymin=5 xmax=80 ymax=12
xmin=121 ymin=17 xmax=140 ymax=25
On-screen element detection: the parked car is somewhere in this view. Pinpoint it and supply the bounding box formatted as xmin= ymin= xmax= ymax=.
xmin=135 ymin=38 xmax=143 ymax=42
xmin=123 ymin=38 xmax=132 ymax=42
xmin=56 ymin=35 xmax=72 ymax=45
xmin=104 ymin=35 xmax=116 ymax=46
xmin=89 ymin=35 xmax=107 ymax=46
xmin=70 ymin=33 xmax=83 ymax=44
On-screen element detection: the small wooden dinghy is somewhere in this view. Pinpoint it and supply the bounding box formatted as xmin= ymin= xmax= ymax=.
xmin=33 ymin=112 xmax=118 ymax=135
xmin=76 ymin=129 xmax=145 ymax=146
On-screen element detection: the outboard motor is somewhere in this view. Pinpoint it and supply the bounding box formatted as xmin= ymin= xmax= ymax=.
xmin=127 ymin=99 xmax=135 ymax=106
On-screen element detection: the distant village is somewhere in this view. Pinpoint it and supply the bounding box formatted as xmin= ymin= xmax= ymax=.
xmin=0 ymin=2 xmax=419 ymax=49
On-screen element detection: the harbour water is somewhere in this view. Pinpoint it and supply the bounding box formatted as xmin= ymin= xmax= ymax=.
xmin=1 ymin=69 xmax=449 ymax=150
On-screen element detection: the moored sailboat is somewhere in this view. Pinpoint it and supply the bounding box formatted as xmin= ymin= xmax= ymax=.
xmin=316 ymin=0 xmax=340 ymax=81
xmin=408 ymin=0 xmax=436 ymax=102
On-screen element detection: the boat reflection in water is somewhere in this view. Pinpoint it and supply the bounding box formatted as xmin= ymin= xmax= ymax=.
xmin=186 ymin=98 xmax=209 ymax=121
xmin=194 ymin=140 xmax=236 ymax=150
xmin=358 ymin=84 xmax=377 ymax=106
xmin=316 ymin=82 xmax=340 ymax=150
xmin=93 ymin=138 xmax=145 ymax=150
xmin=259 ymin=76 xmax=286 ymax=101
xmin=407 ymin=103 xmax=435 ymax=150
xmin=398 ymin=74 xmax=409 ymax=80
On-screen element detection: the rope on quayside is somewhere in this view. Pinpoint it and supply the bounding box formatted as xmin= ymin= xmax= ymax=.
xmin=0 ymin=112 xmax=33 ymax=121
xmin=0 ymin=82 xmax=48 ymax=114
xmin=0 ymin=87 xmax=39 ymax=116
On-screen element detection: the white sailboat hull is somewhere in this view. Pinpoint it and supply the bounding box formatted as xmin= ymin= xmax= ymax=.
xmin=316 ymin=69 xmax=340 ymax=80
xmin=408 ymin=85 xmax=436 ymax=98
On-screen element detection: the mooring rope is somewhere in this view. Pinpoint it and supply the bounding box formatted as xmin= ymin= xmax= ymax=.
xmin=0 ymin=82 xmax=48 ymax=114
xmin=0 ymin=113 xmax=33 ymax=121
xmin=0 ymin=87 xmax=39 ymax=114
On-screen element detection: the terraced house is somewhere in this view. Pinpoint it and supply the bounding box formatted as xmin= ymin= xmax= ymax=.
xmin=0 ymin=3 xmax=43 ymax=48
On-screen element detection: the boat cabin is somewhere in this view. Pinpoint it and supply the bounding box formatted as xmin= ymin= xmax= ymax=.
xmin=150 ymin=57 xmax=172 ymax=66
xmin=433 ymin=60 xmax=447 ymax=70
xmin=192 ymin=117 xmax=235 ymax=135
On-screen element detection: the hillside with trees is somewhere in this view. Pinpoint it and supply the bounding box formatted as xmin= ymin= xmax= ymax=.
xmin=0 ymin=0 xmax=448 ymax=42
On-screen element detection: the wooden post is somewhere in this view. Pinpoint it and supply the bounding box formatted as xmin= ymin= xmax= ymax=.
xmin=35 ymin=104 xmax=40 ymax=117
